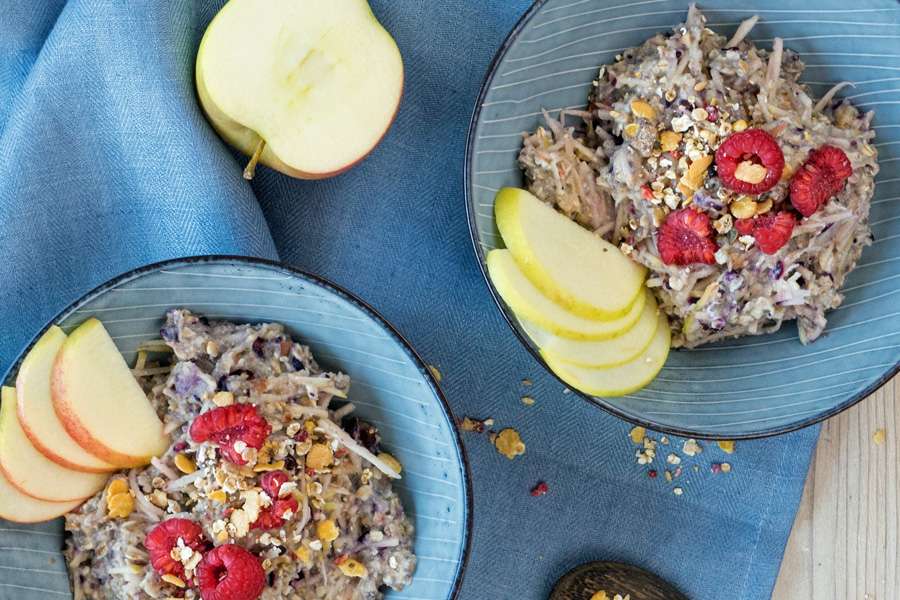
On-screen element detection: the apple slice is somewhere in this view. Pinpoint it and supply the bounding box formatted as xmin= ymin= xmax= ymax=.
xmin=196 ymin=0 xmax=403 ymax=179
xmin=495 ymin=187 xmax=646 ymax=320
xmin=523 ymin=292 xmax=660 ymax=368
xmin=0 ymin=387 xmax=108 ymax=502
xmin=16 ymin=326 xmax=117 ymax=473
xmin=51 ymin=318 xmax=169 ymax=468
xmin=542 ymin=313 xmax=671 ymax=397
xmin=0 ymin=465 xmax=82 ymax=524
xmin=486 ymin=249 xmax=645 ymax=340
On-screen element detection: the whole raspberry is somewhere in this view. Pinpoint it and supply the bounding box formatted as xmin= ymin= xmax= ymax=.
xmin=259 ymin=470 xmax=290 ymax=499
xmin=657 ymin=208 xmax=718 ymax=265
xmin=734 ymin=211 xmax=797 ymax=254
xmin=715 ymin=129 xmax=785 ymax=194
xmin=789 ymin=145 xmax=852 ymax=216
xmin=810 ymin=145 xmax=852 ymax=180
xmin=190 ymin=404 xmax=271 ymax=465
xmin=144 ymin=518 xmax=207 ymax=578
xmin=252 ymin=497 xmax=299 ymax=530
xmin=197 ymin=544 xmax=266 ymax=600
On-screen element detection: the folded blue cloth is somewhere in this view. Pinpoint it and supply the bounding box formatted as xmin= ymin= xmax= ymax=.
xmin=0 ymin=1 xmax=818 ymax=598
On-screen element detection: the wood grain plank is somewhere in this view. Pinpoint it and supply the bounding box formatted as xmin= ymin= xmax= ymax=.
xmin=773 ymin=376 xmax=900 ymax=600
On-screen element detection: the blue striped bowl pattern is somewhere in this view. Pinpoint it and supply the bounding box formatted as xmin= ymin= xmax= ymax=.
xmin=0 ymin=257 xmax=469 ymax=600
xmin=466 ymin=0 xmax=900 ymax=438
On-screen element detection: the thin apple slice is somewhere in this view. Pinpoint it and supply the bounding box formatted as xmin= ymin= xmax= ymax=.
xmin=16 ymin=326 xmax=117 ymax=473
xmin=542 ymin=313 xmax=671 ymax=397
xmin=495 ymin=187 xmax=646 ymax=320
xmin=0 ymin=387 xmax=108 ymax=502
xmin=487 ymin=249 xmax=645 ymax=340
xmin=196 ymin=0 xmax=403 ymax=179
xmin=523 ymin=292 xmax=660 ymax=368
xmin=0 ymin=464 xmax=82 ymax=524
xmin=52 ymin=318 xmax=169 ymax=467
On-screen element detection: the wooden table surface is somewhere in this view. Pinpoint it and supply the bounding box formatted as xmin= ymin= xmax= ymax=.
xmin=772 ymin=374 xmax=899 ymax=600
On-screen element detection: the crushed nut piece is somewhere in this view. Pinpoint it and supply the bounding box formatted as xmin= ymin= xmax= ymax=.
xmin=730 ymin=197 xmax=757 ymax=219
xmin=682 ymin=439 xmax=703 ymax=457
xmin=630 ymin=99 xmax=657 ymax=120
xmin=734 ymin=160 xmax=768 ymax=184
xmin=629 ymin=426 xmax=646 ymax=444
xmin=306 ymin=444 xmax=334 ymax=470
xmin=494 ymin=428 xmax=525 ymax=459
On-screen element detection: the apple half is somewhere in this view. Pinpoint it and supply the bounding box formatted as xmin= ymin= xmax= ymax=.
xmin=196 ymin=0 xmax=404 ymax=179
xmin=16 ymin=326 xmax=117 ymax=473
xmin=51 ymin=318 xmax=169 ymax=467
xmin=0 ymin=387 xmax=108 ymax=502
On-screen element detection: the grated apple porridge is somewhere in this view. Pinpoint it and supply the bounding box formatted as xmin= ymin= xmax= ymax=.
xmin=518 ymin=5 xmax=878 ymax=347
xmin=65 ymin=309 xmax=415 ymax=600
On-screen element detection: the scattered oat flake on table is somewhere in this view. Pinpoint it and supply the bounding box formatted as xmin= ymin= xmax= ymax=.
xmin=427 ymin=365 xmax=442 ymax=382
xmin=521 ymin=396 xmax=535 ymax=406
xmin=530 ymin=481 xmax=549 ymax=497
xmin=717 ymin=440 xmax=735 ymax=454
xmin=460 ymin=416 xmax=493 ymax=433
xmin=629 ymin=426 xmax=646 ymax=444
xmin=682 ymin=438 xmax=703 ymax=456
xmin=873 ymin=428 xmax=886 ymax=445
xmin=494 ymin=428 xmax=525 ymax=459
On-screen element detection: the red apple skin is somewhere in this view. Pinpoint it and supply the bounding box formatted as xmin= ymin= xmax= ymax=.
xmin=50 ymin=354 xmax=158 ymax=469
xmin=0 ymin=459 xmax=95 ymax=503
xmin=16 ymin=387 xmax=116 ymax=474
xmin=0 ymin=468 xmax=83 ymax=523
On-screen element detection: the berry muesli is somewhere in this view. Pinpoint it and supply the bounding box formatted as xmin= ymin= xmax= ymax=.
xmin=519 ymin=5 xmax=879 ymax=347
xmin=65 ymin=309 xmax=415 ymax=599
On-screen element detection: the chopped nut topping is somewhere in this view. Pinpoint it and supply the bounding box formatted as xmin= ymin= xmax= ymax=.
xmin=734 ymin=160 xmax=768 ymax=184
xmin=174 ymin=453 xmax=197 ymax=474
xmin=494 ymin=428 xmax=526 ymax=459
xmin=659 ymin=130 xmax=682 ymax=152
xmin=730 ymin=197 xmax=757 ymax=219
xmin=306 ymin=444 xmax=334 ymax=470
xmin=733 ymin=119 xmax=748 ymax=132
xmin=630 ymin=99 xmax=657 ymax=120
xmin=212 ymin=391 xmax=234 ymax=407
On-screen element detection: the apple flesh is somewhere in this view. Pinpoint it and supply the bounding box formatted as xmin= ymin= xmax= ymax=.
xmin=196 ymin=0 xmax=404 ymax=179
xmin=16 ymin=326 xmax=117 ymax=473
xmin=494 ymin=187 xmax=646 ymax=320
xmin=51 ymin=318 xmax=169 ymax=468
xmin=0 ymin=387 xmax=108 ymax=502
xmin=541 ymin=313 xmax=671 ymax=397
xmin=487 ymin=249 xmax=646 ymax=340
xmin=0 ymin=463 xmax=83 ymax=524
xmin=522 ymin=291 xmax=661 ymax=368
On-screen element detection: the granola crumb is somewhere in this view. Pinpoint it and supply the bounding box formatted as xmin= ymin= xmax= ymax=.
xmin=428 ymin=365 xmax=442 ymax=382
xmin=460 ymin=416 xmax=494 ymax=433
xmin=682 ymin=438 xmax=703 ymax=457
xmin=629 ymin=426 xmax=646 ymax=444
xmin=873 ymin=428 xmax=886 ymax=445
xmin=717 ymin=440 xmax=735 ymax=454
xmin=521 ymin=378 xmax=533 ymax=386
xmin=673 ymin=487 xmax=684 ymax=496
xmin=494 ymin=428 xmax=526 ymax=460
xmin=521 ymin=396 xmax=536 ymax=406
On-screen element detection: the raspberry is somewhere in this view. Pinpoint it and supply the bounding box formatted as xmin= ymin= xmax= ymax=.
xmin=734 ymin=211 xmax=797 ymax=254
xmin=810 ymin=145 xmax=852 ymax=181
xmin=789 ymin=145 xmax=852 ymax=216
xmin=144 ymin=518 xmax=206 ymax=578
xmin=259 ymin=470 xmax=290 ymax=499
xmin=715 ymin=129 xmax=785 ymax=194
xmin=197 ymin=544 xmax=266 ymax=600
xmin=657 ymin=208 xmax=718 ymax=265
xmin=190 ymin=404 xmax=271 ymax=465
xmin=252 ymin=497 xmax=299 ymax=530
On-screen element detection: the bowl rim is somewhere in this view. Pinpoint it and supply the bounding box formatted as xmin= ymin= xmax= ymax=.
xmin=463 ymin=0 xmax=900 ymax=440
xmin=1 ymin=254 xmax=473 ymax=600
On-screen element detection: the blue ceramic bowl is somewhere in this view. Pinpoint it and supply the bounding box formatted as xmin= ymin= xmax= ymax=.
xmin=0 ymin=256 xmax=470 ymax=599
xmin=466 ymin=0 xmax=900 ymax=438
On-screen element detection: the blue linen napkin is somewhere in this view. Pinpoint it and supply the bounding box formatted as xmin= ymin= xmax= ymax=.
xmin=0 ymin=1 xmax=819 ymax=599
